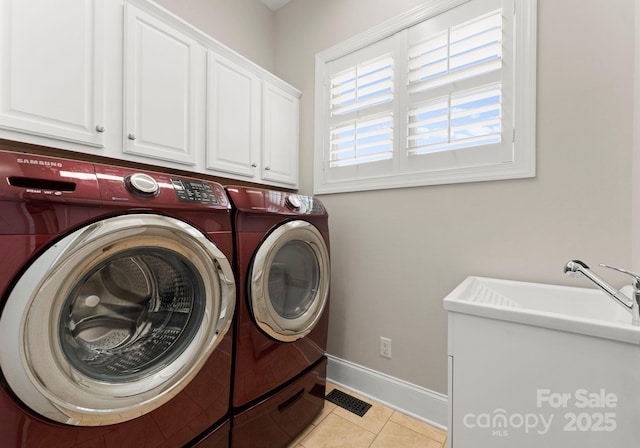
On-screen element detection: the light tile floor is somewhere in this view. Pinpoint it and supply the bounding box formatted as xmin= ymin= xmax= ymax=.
xmin=288 ymin=382 xmax=448 ymax=448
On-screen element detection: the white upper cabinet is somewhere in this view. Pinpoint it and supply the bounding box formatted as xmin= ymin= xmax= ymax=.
xmin=206 ymin=52 xmax=300 ymax=187
xmin=0 ymin=0 xmax=105 ymax=147
xmin=206 ymin=52 xmax=260 ymax=179
xmin=261 ymin=83 xmax=299 ymax=186
xmin=123 ymin=3 xmax=204 ymax=167
xmin=0 ymin=0 xmax=300 ymax=188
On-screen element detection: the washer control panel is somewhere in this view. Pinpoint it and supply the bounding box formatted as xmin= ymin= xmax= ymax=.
xmin=171 ymin=178 xmax=218 ymax=205
xmin=95 ymin=165 xmax=227 ymax=208
xmin=126 ymin=173 xmax=159 ymax=196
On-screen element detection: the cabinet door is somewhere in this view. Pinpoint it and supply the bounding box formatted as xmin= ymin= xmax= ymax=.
xmin=206 ymin=53 xmax=260 ymax=179
xmin=262 ymin=83 xmax=299 ymax=187
xmin=0 ymin=0 xmax=105 ymax=147
xmin=124 ymin=4 xmax=204 ymax=166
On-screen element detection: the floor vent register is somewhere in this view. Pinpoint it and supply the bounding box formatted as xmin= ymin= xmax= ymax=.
xmin=325 ymin=389 xmax=372 ymax=417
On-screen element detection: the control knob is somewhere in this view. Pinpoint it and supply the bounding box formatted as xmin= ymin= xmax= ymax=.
xmin=126 ymin=173 xmax=159 ymax=196
xmin=285 ymin=194 xmax=302 ymax=210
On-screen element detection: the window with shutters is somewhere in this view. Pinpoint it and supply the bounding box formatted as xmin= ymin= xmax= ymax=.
xmin=329 ymin=56 xmax=394 ymax=168
xmin=314 ymin=0 xmax=536 ymax=194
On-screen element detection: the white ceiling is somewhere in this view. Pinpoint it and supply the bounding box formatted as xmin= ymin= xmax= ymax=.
xmin=261 ymin=0 xmax=290 ymax=11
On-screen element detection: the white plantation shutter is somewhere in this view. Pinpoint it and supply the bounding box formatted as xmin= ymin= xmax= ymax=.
xmin=450 ymin=84 xmax=501 ymax=146
xmin=406 ymin=8 xmax=504 ymax=159
xmin=408 ymin=83 xmax=502 ymax=155
xmin=407 ymin=97 xmax=449 ymax=151
xmin=314 ymin=0 xmax=536 ymax=193
xmin=330 ymin=57 xmax=393 ymax=117
xmin=407 ymin=11 xmax=502 ymax=94
xmin=329 ymin=114 xmax=393 ymax=167
xmin=328 ymin=54 xmax=394 ymax=168
xmin=323 ymin=36 xmax=397 ymax=180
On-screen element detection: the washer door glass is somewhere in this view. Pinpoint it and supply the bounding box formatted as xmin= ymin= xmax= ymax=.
xmin=0 ymin=214 xmax=235 ymax=426
xmin=60 ymin=247 xmax=205 ymax=382
xmin=249 ymin=220 xmax=329 ymax=342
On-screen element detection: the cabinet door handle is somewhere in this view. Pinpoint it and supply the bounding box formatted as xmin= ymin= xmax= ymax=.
xmin=95 ymin=125 xmax=105 ymax=133
xmin=128 ymin=133 xmax=136 ymax=141
xmin=251 ymin=163 xmax=257 ymax=168
xmin=265 ymin=166 xmax=271 ymax=171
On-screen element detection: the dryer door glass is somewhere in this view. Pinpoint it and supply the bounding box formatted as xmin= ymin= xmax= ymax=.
xmin=269 ymin=240 xmax=321 ymax=319
xmin=250 ymin=220 xmax=330 ymax=342
xmin=0 ymin=214 xmax=235 ymax=426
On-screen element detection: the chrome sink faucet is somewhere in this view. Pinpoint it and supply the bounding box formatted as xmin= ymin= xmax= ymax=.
xmin=564 ymin=260 xmax=640 ymax=326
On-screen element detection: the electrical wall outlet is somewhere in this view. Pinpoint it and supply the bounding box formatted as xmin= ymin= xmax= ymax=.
xmin=380 ymin=337 xmax=392 ymax=359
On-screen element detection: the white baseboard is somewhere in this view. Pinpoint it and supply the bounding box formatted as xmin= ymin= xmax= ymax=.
xmin=326 ymin=354 xmax=449 ymax=430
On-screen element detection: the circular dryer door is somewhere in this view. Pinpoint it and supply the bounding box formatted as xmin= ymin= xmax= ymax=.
xmin=0 ymin=214 xmax=235 ymax=426
xmin=249 ymin=220 xmax=330 ymax=342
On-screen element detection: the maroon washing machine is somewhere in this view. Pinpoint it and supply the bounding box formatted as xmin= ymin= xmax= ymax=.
xmin=225 ymin=186 xmax=330 ymax=448
xmin=0 ymin=149 xmax=236 ymax=448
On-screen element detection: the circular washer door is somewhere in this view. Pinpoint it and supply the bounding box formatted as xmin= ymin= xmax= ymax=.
xmin=249 ymin=220 xmax=330 ymax=342
xmin=0 ymin=214 xmax=235 ymax=426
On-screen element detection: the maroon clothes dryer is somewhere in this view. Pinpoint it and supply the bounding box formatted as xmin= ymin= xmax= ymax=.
xmin=226 ymin=186 xmax=331 ymax=448
xmin=0 ymin=149 xmax=235 ymax=448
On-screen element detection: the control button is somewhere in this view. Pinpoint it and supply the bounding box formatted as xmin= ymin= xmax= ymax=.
xmin=285 ymin=195 xmax=302 ymax=210
xmin=170 ymin=178 xmax=218 ymax=204
xmin=127 ymin=173 xmax=159 ymax=196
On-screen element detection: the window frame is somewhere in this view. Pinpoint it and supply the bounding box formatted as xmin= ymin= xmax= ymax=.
xmin=313 ymin=0 xmax=537 ymax=194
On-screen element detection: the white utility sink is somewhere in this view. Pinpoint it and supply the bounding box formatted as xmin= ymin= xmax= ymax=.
xmin=444 ymin=276 xmax=638 ymax=345
xmin=444 ymin=276 xmax=640 ymax=448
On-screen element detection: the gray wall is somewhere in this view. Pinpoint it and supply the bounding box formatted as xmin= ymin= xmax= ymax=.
xmin=154 ymin=0 xmax=277 ymax=72
xmin=275 ymin=0 xmax=634 ymax=394
xmin=161 ymin=0 xmax=634 ymax=396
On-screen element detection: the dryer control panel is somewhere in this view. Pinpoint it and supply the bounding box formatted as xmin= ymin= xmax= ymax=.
xmin=226 ymin=186 xmax=326 ymax=216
